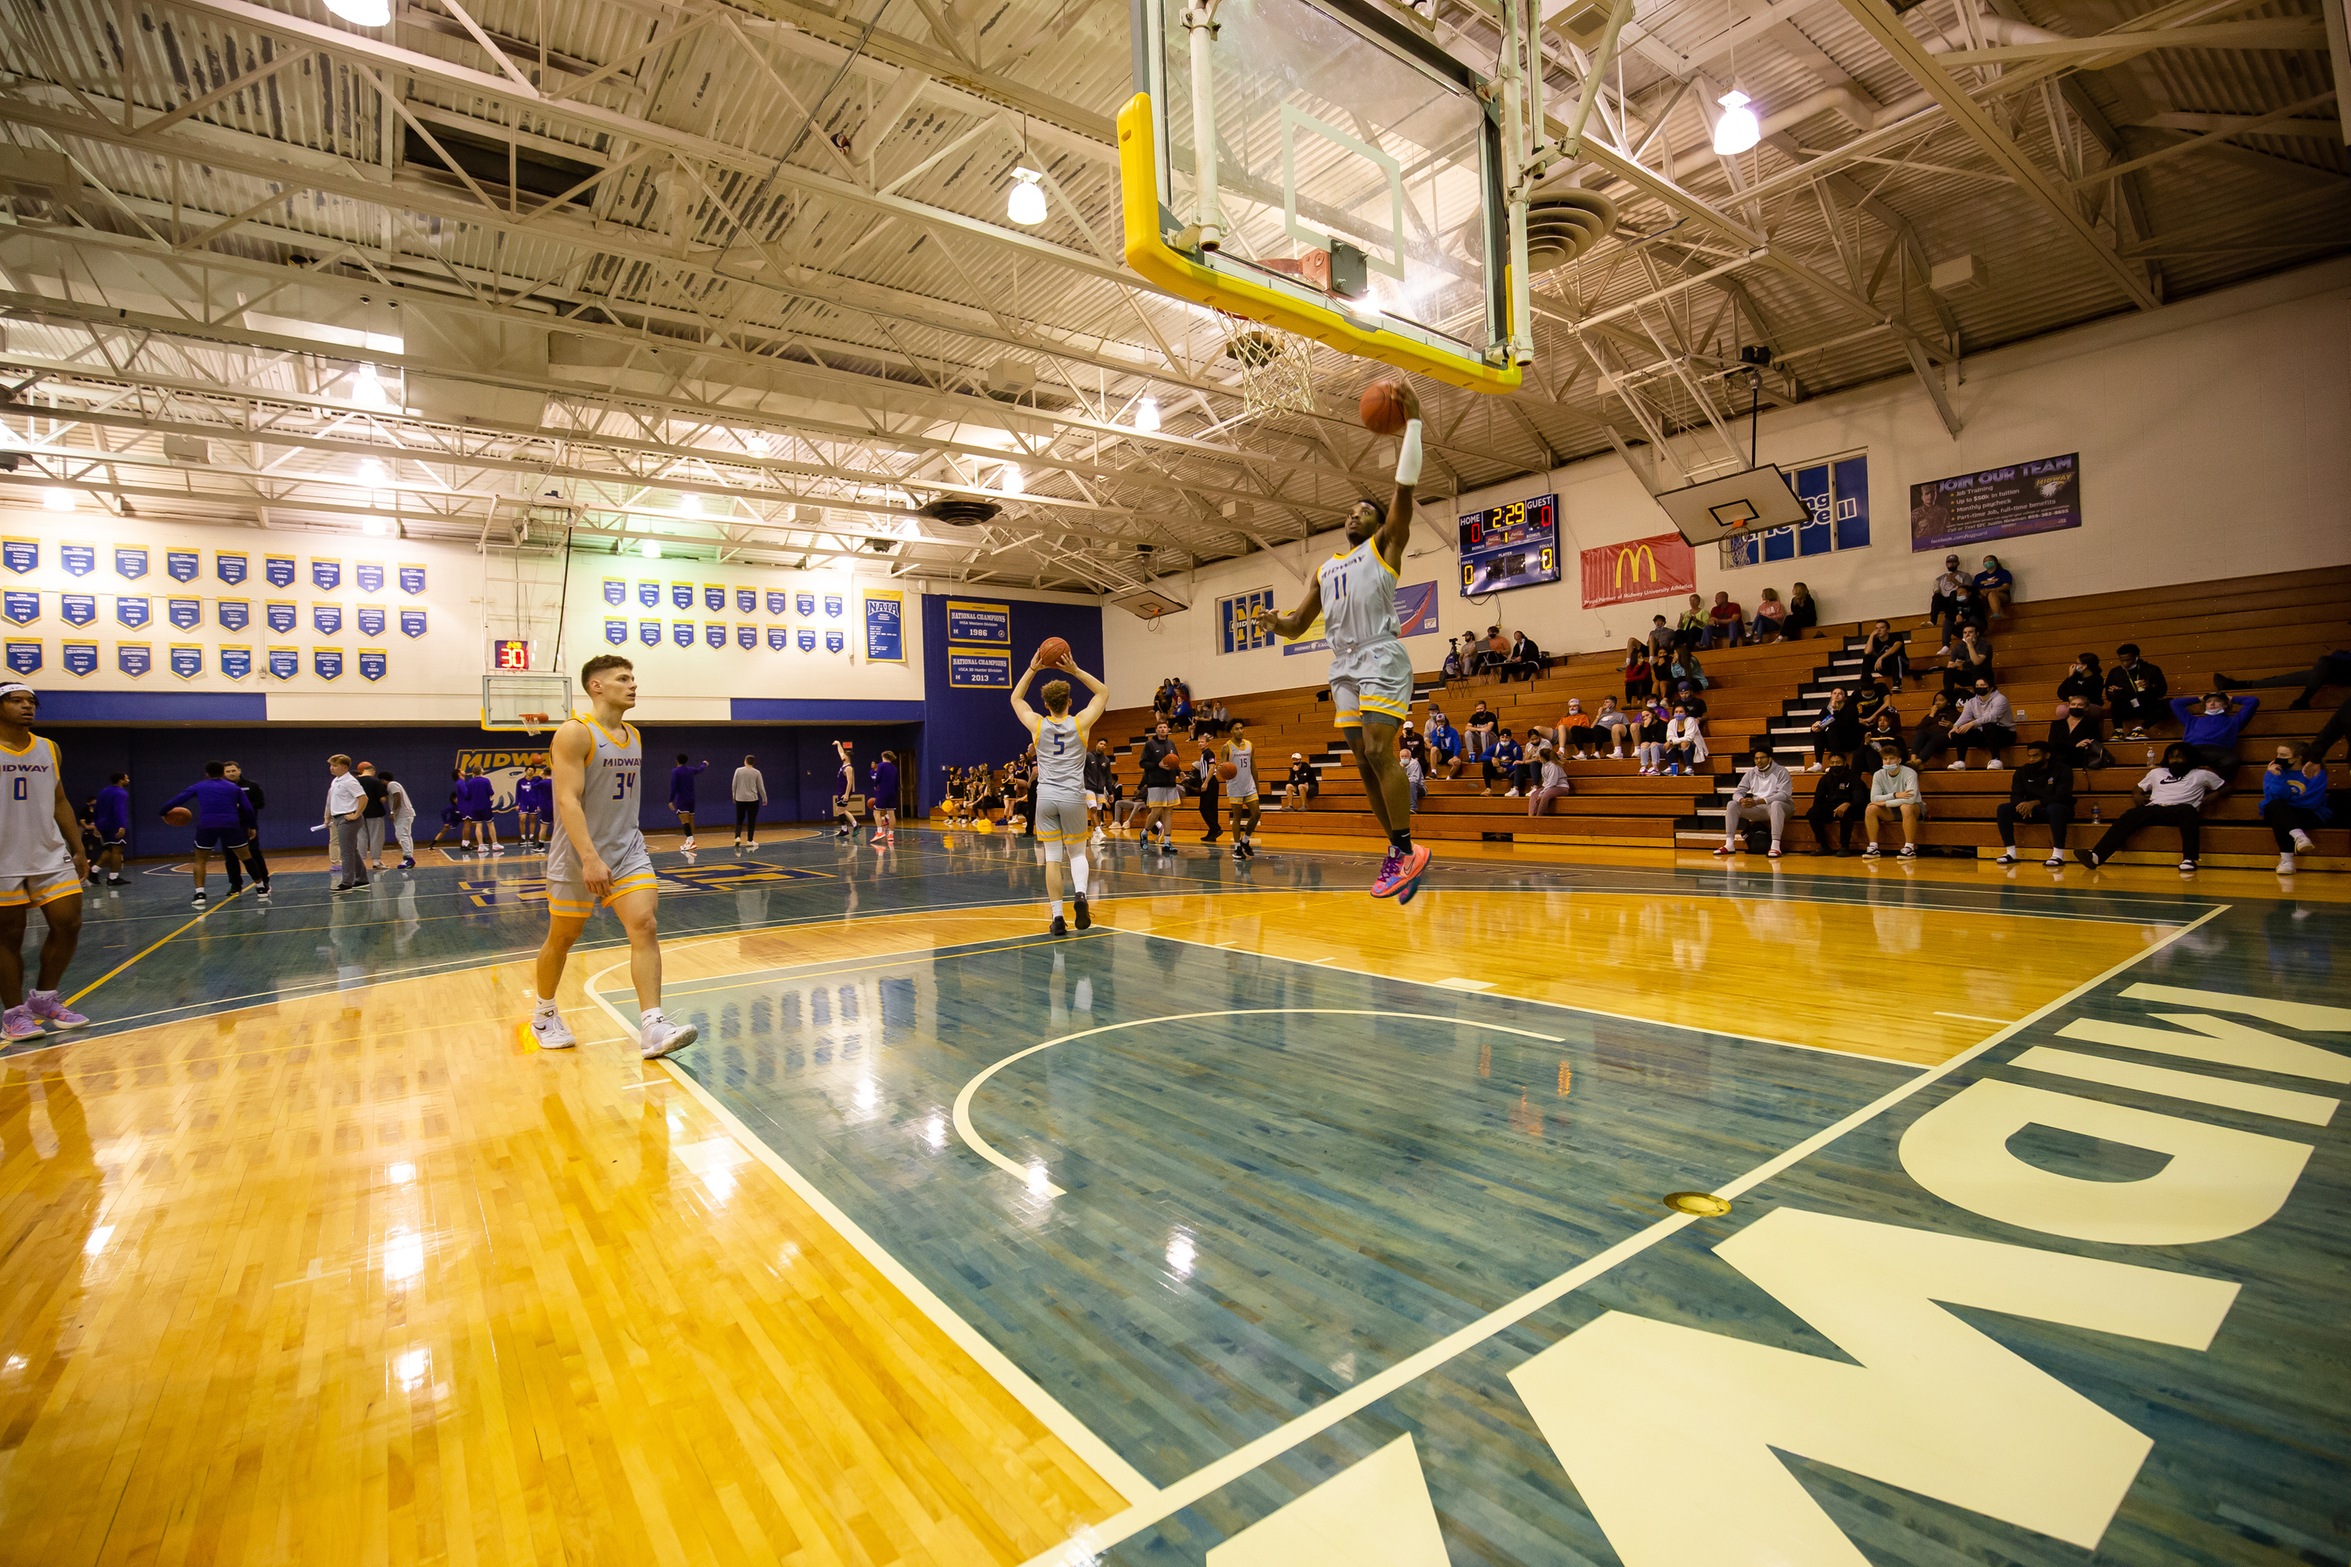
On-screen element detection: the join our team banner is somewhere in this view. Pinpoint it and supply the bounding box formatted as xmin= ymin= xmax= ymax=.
xmin=1580 ymin=532 xmax=1698 ymax=608
xmin=1909 ymin=452 xmax=2082 ymax=551
xmin=1281 ymin=580 xmax=1442 ymax=656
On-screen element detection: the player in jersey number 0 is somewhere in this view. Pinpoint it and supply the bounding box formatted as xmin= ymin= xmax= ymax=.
xmin=0 ymin=682 xmax=92 ymax=1040
xmin=1254 ymin=386 xmax=1432 ymax=901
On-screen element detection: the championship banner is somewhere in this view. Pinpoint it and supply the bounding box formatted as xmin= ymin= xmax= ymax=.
xmin=825 ymin=629 xmax=845 ymax=654
xmin=767 ymin=626 xmax=788 ymax=650
xmin=64 ymin=642 xmax=99 ymax=676
xmin=1580 ymin=532 xmax=1697 ymax=608
xmin=948 ymin=646 xmax=1011 ymax=687
xmin=266 ymin=601 xmax=296 ymax=634
xmin=736 ymin=625 xmax=757 ymax=650
xmin=945 ymin=600 xmax=1009 ymax=643
xmin=604 ymin=578 xmax=626 ymax=606
xmin=704 ymin=623 xmax=726 ymax=648
xmin=2 ymin=593 xmax=37 ymax=627
xmin=671 ymin=582 xmax=695 ymax=610
xmin=399 ymin=607 xmax=427 ymax=638
xmin=638 ymin=581 xmax=661 ymax=608
xmin=5 ymin=642 xmax=39 ymax=675
xmin=358 ymin=649 xmax=388 ymax=681
xmin=214 ymin=551 xmax=247 ymax=584
xmin=264 ymin=553 xmax=295 ymax=588
xmin=61 ymin=544 xmax=95 ymax=577
xmin=166 ymin=550 xmax=200 ymax=583
xmin=639 ymin=621 xmax=661 ymax=647
xmin=116 ymin=546 xmax=149 ymax=579
xmin=863 ymin=589 xmax=903 ymax=661
xmin=735 ymin=588 xmax=757 ymax=615
xmin=313 ymin=647 xmax=343 ymax=680
xmin=397 ymin=564 xmax=426 ymax=595
xmin=311 ymin=558 xmax=341 ymax=591
xmin=219 ymin=646 xmax=251 ymax=679
xmin=2 ymin=540 xmax=37 ymax=574
xmin=671 ymin=621 xmax=694 ymax=646
xmin=115 ymin=595 xmax=150 ymax=628
xmin=703 ymin=584 xmax=726 ymax=612
xmin=356 ymin=605 xmax=386 ymax=638
xmin=1910 ymin=452 xmax=2080 ymax=551
xmin=267 ymin=647 xmax=298 ymax=679
xmin=312 ymin=603 xmax=342 ymax=636
xmin=356 ymin=563 xmax=385 ymax=594
xmin=218 ymin=599 xmax=250 ymax=631
xmin=767 ymin=591 xmax=788 ymax=617
xmin=167 ymin=598 xmax=202 ymax=630
xmin=605 ymin=619 xmax=628 ymax=645
xmin=62 ymin=594 xmax=94 ymax=627
xmin=169 ymin=645 xmax=202 ymax=679
xmin=118 ymin=643 xmax=151 ymax=677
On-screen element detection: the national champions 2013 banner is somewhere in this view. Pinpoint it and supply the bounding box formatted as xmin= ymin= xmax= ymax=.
xmin=1580 ymin=533 xmax=1697 ymax=608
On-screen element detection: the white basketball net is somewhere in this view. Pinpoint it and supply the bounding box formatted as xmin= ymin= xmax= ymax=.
xmin=1214 ymin=312 xmax=1317 ymax=418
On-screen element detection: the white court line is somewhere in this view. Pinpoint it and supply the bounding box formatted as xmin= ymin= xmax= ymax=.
xmin=583 ymin=982 xmax=1162 ymax=1509
xmin=1114 ymin=925 xmax=1916 ymax=1068
xmin=1934 ymin=1010 xmax=2014 ymax=1025
xmin=1018 ymin=901 xmax=2231 ymax=1566
xmin=952 ymin=1009 xmax=1566 ymax=1198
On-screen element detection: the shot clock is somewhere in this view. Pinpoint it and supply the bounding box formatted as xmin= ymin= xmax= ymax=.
xmin=1457 ymin=494 xmax=1560 ymax=595
xmin=490 ymin=638 xmax=535 ymax=672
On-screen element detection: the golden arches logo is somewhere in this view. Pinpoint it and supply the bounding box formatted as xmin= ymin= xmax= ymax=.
xmin=1611 ymin=542 xmax=1660 ymax=592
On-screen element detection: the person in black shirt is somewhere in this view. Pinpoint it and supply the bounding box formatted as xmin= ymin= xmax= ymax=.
xmin=355 ymin=760 xmax=392 ymax=871
xmin=2055 ymin=653 xmax=2106 ymax=714
xmin=2047 ymin=694 xmax=2109 ymax=774
xmin=1282 ymin=753 xmax=1319 ymax=811
xmin=1803 ymin=752 xmax=1870 ymax=855
xmin=1996 ymin=741 xmax=2076 ymax=867
xmin=1084 ymin=738 xmax=1118 ymax=840
xmin=2105 ymin=644 xmax=2167 ymax=738
xmin=1137 ymin=720 xmax=1183 ymax=854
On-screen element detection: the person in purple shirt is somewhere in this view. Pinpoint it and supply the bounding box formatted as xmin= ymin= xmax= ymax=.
xmin=160 ymin=761 xmax=261 ymax=905
xmin=92 ymin=772 xmax=130 ymax=888
xmin=460 ymin=767 xmax=501 ymax=855
xmin=669 ymin=753 xmax=709 ymax=851
xmin=868 ymin=751 xmax=900 ymax=845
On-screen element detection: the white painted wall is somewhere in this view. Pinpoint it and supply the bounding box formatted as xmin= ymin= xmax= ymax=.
xmin=1104 ymin=257 xmax=2351 ymax=707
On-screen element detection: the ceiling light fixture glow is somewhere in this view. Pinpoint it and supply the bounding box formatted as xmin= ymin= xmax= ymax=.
xmin=639 ymin=537 xmax=661 ymax=560
xmin=361 ymin=516 xmax=389 ymax=537
xmin=1712 ymin=89 xmax=1761 ymax=156
xmin=998 ymin=463 xmax=1025 ymax=496
xmin=1134 ymin=395 xmax=1161 ymax=433
xmin=350 ymin=363 xmax=389 ymax=409
xmin=325 ymin=0 xmax=392 ymax=25
xmin=43 ymin=487 xmax=76 ymax=512
xmin=1007 ymin=167 xmax=1048 ymax=226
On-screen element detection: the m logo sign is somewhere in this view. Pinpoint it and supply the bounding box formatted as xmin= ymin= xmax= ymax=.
xmin=1580 ymin=532 xmax=1696 ymax=609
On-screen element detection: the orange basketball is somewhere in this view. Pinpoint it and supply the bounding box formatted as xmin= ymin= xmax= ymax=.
xmin=164 ymin=805 xmax=193 ymax=826
xmin=1359 ymin=376 xmax=1412 ymax=435
xmin=1216 ymin=761 xmax=1237 ymax=781
xmin=1034 ymin=635 xmax=1071 ymax=669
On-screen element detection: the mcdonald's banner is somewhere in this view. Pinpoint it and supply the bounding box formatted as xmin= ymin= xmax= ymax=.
xmin=1580 ymin=532 xmax=1696 ymax=609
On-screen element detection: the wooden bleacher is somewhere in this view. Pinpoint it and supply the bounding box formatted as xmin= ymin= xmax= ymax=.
xmin=1021 ymin=564 xmax=2351 ymax=869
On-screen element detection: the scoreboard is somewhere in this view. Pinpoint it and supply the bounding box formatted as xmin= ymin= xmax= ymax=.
xmin=1458 ymin=494 xmax=1560 ymax=596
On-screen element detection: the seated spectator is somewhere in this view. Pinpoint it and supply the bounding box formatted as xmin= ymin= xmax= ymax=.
xmin=1670 ymin=680 xmax=1708 ymax=721
xmin=1995 ymin=740 xmax=2075 ymax=868
xmin=1863 ymin=745 xmax=1924 ymax=859
xmin=1559 ymin=697 xmax=1594 ymax=759
xmin=1282 ymin=752 xmax=1319 ymax=811
xmin=1973 ymin=553 xmax=2014 ymax=618
xmin=1852 ymin=677 xmax=1894 ymax=729
xmin=1785 ymin=581 xmax=1818 ymax=641
xmin=1663 ymin=705 xmax=1708 ymax=776
xmin=2171 ymin=691 xmax=2257 ymax=776
xmin=1864 ymin=704 xmax=1907 ymax=761
xmin=2261 ymin=741 xmax=2337 ymax=874
xmin=1715 ymin=748 xmax=1794 ymax=858
xmin=1400 ymin=742 xmax=1426 ymax=812
xmin=1634 ymin=701 xmax=1670 ymax=775
xmin=1441 ymin=643 xmax=1465 ymax=684
xmin=1946 ymin=582 xmax=1990 ymax=638
xmin=1674 ymin=594 xmax=1708 ymax=653
xmin=1170 ymin=690 xmax=1193 ymax=730
xmin=1646 ymin=614 xmax=1677 ymax=666
xmin=1465 ymin=700 xmax=1497 ymax=762
xmin=1927 ymin=554 xmax=1967 ymax=631
xmin=1425 ymin=709 xmax=1464 ymax=778
xmin=1808 ymin=687 xmax=1863 ymax=771
xmin=1152 ymin=680 xmax=1174 ymax=720
xmin=2104 ymin=644 xmax=2168 ymax=739
xmin=2082 ymin=744 xmax=2228 ymax=872
xmin=1527 ymin=747 xmax=1573 ymax=816
xmin=1804 ymin=751 xmax=1871 ymax=855
xmin=1940 ymin=623 xmax=1995 ymax=693
xmin=2056 ymin=652 xmax=2107 ymax=715
xmin=1706 ymin=590 xmax=1746 ymax=648
xmin=1591 ymin=698 xmax=1634 ymax=759
xmin=2047 ymin=694 xmax=2109 ymax=774
xmin=2217 ymin=647 xmax=2351 ymax=711
xmin=1858 ymin=620 xmax=1909 ymax=687
xmin=1399 ymin=721 xmax=1430 ymax=779
xmin=1622 ymin=641 xmax=1654 ymax=702
xmin=1947 ymin=678 xmax=2016 ymax=769
xmin=1668 ymin=649 xmax=1710 ymax=691
xmin=1482 ymin=727 xmax=1524 ymax=796
xmin=1502 ymin=630 xmax=1543 ymax=683
xmin=1751 ymin=588 xmax=1789 ymax=642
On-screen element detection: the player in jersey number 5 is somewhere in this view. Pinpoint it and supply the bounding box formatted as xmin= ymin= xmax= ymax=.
xmin=1011 ymin=644 xmax=1109 ymax=936
xmin=0 ymin=682 xmax=92 ymax=1040
xmin=526 ymin=654 xmax=699 ymax=1061
xmin=1254 ymin=382 xmax=1433 ymax=902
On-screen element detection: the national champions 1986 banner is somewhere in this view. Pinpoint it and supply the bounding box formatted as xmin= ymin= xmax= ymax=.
xmin=1580 ymin=532 xmax=1697 ymax=608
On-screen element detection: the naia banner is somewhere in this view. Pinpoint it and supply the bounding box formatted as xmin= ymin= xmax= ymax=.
xmin=1580 ymin=532 xmax=1696 ymax=608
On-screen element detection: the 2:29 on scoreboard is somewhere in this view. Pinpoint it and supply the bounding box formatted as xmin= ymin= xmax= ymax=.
xmin=1458 ymin=494 xmax=1560 ymax=596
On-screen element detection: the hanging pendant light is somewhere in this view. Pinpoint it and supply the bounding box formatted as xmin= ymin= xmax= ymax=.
xmin=1134 ymin=395 xmax=1161 ymax=433
xmin=1007 ymin=168 xmax=1048 ymax=226
xmin=1712 ymin=89 xmax=1761 ymax=155
xmin=325 ymin=0 xmax=391 ymax=24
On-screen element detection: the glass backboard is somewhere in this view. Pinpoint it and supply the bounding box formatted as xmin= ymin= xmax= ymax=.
xmin=1121 ymin=0 xmax=1519 ymax=393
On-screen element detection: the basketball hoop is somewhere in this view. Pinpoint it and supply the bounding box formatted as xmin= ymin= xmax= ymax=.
xmin=1214 ymin=311 xmax=1317 ymax=418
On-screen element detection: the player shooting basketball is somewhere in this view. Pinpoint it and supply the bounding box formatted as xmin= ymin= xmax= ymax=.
xmin=1253 ymin=378 xmax=1430 ymax=902
xmin=1010 ymin=643 xmax=1109 ymax=935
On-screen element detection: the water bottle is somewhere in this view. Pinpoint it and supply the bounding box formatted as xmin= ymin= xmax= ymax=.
xmin=2091 ymin=801 xmax=2102 ymax=824
xmin=2146 ymin=743 xmax=2157 ymax=768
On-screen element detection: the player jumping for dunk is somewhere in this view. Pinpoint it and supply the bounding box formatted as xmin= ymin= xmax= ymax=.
xmin=1255 ymin=386 xmax=1431 ymax=901
xmin=1010 ymin=647 xmax=1108 ymax=935
xmin=526 ymin=654 xmax=699 ymax=1060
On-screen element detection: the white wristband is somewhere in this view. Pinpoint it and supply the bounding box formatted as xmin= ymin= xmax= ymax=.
xmin=1393 ymin=418 xmax=1423 ymax=488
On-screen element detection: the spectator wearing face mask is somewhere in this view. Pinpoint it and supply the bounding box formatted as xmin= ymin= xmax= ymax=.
xmin=1863 ymin=746 xmax=1924 ymax=859
xmin=2047 ymin=694 xmax=2109 ymax=773
xmin=1663 ymin=705 xmax=1707 ymax=776
xmin=1424 ymin=708 xmax=1464 ymax=779
xmin=1464 ymin=700 xmax=1497 ymax=763
xmin=2170 ymin=690 xmax=2257 ymax=776
xmin=1634 ymin=702 xmax=1671 ymax=775
xmin=1590 ymin=697 xmax=1634 ymax=759
xmin=2082 ymin=743 xmax=2228 ymax=872
xmin=1927 ymin=554 xmax=1967 ymax=632
xmin=1973 ymin=554 xmax=2015 ymax=618
xmin=1482 ymin=727 xmax=1525 ymax=796
xmin=1527 ymin=747 xmax=1573 ymax=817
xmin=1282 ymin=752 xmax=1319 ymax=811
xmin=1995 ymin=741 xmax=2075 ymax=868
xmin=1803 ymin=751 xmax=1871 ymax=856
xmin=2055 ymin=652 xmax=2107 ymax=716
xmin=2104 ymin=644 xmax=2168 ymax=739
xmin=2260 ymin=740 xmax=2335 ymax=874
xmin=1946 ymin=679 xmax=2016 ymax=769
xmin=1715 ymin=748 xmax=1794 ymax=859
xmin=1808 ymin=687 xmax=1863 ymax=772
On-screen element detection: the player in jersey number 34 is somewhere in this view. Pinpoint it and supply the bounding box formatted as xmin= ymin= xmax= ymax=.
xmin=1255 ymin=384 xmax=1433 ymax=901
xmin=526 ymin=654 xmax=699 ymax=1060
xmin=0 ymin=682 xmax=93 ymax=1041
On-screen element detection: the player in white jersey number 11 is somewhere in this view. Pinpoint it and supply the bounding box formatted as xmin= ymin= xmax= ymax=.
xmin=0 ymin=682 xmax=92 ymax=1041
xmin=526 ymin=654 xmax=698 ymax=1060
xmin=1255 ymin=384 xmax=1433 ymax=902
xmin=1011 ymin=647 xmax=1109 ymax=936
